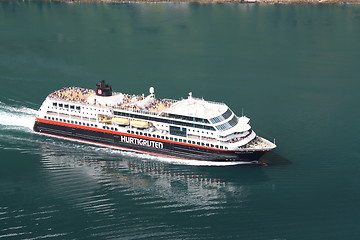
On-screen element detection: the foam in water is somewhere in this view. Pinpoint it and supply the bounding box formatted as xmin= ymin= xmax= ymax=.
xmin=0 ymin=100 xmax=37 ymax=131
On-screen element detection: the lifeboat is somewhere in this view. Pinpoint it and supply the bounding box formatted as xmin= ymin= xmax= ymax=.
xmin=130 ymin=120 xmax=149 ymax=129
xmin=111 ymin=117 xmax=130 ymax=125
xmin=99 ymin=117 xmax=112 ymax=124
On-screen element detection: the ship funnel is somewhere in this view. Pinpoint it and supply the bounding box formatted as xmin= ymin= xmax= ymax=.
xmin=95 ymin=80 xmax=112 ymax=97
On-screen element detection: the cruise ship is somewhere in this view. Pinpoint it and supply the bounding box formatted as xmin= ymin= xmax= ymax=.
xmin=33 ymin=81 xmax=276 ymax=164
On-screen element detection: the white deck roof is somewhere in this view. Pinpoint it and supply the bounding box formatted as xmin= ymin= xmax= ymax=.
xmin=87 ymin=93 xmax=124 ymax=106
xmin=164 ymin=97 xmax=228 ymax=119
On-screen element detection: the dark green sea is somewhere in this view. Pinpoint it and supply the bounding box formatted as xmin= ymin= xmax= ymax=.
xmin=1 ymin=1 xmax=360 ymax=239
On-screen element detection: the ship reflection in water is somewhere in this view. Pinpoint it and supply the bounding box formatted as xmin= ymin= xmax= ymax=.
xmin=38 ymin=140 xmax=270 ymax=218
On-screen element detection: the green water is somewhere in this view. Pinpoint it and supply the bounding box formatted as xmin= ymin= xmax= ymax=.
xmin=1 ymin=1 xmax=360 ymax=239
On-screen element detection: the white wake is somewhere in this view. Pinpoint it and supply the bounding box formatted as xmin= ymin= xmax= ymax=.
xmin=0 ymin=100 xmax=37 ymax=131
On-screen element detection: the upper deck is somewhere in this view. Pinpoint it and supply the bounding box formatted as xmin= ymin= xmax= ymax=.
xmin=46 ymin=83 xmax=230 ymax=121
xmin=47 ymin=87 xmax=177 ymax=115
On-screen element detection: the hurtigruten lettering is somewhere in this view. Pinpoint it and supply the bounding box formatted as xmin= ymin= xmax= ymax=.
xmin=120 ymin=136 xmax=163 ymax=149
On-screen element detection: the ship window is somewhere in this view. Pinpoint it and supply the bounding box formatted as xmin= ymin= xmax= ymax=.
xmin=71 ymin=121 xmax=74 ymax=124
xmin=127 ymin=130 xmax=130 ymax=133
xmin=210 ymin=109 xmax=233 ymax=124
xmin=59 ymin=103 xmax=63 ymax=108
xmin=87 ymin=123 xmax=89 ymax=126
xmin=76 ymin=106 xmax=80 ymax=111
xmin=192 ymin=141 xmax=195 ymax=144
xmin=165 ymin=136 xmax=169 ymax=140
xmin=215 ymin=115 xmax=238 ymax=131
xmin=197 ymin=142 xmax=200 ymax=145
xmin=53 ymin=102 xmax=57 ymax=107
xmin=206 ymin=144 xmax=209 ymax=147
xmin=215 ymin=145 xmax=219 ymax=148
xmin=56 ymin=118 xmax=58 ymax=121
xmin=114 ymin=128 xmax=117 ymax=131
xmin=220 ymin=146 xmax=223 ymax=149
xmin=70 ymin=105 xmax=75 ymax=109
xmin=170 ymin=137 xmax=173 ymax=141
xmin=144 ymin=133 xmax=147 ymax=136
xmin=131 ymin=131 xmax=134 ymax=134
xmin=157 ymin=135 xmax=160 ymax=138
xmin=201 ymin=143 xmax=205 ymax=146
xmin=64 ymin=104 xmax=69 ymax=108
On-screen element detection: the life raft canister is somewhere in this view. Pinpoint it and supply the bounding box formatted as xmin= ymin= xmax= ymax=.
xmin=97 ymin=89 xmax=103 ymax=95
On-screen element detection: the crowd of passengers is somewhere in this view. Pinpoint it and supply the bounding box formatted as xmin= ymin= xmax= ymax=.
xmin=48 ymin=87 xmax=94 ymax=103
xmin=48 ymin=87 xmax=174 ymax=111
xmin=115 ymin=94 xmax=173 ymax=112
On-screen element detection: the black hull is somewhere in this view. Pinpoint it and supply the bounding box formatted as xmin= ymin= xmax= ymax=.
xmin=33 ymin=119 xmax=268 ymax=163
